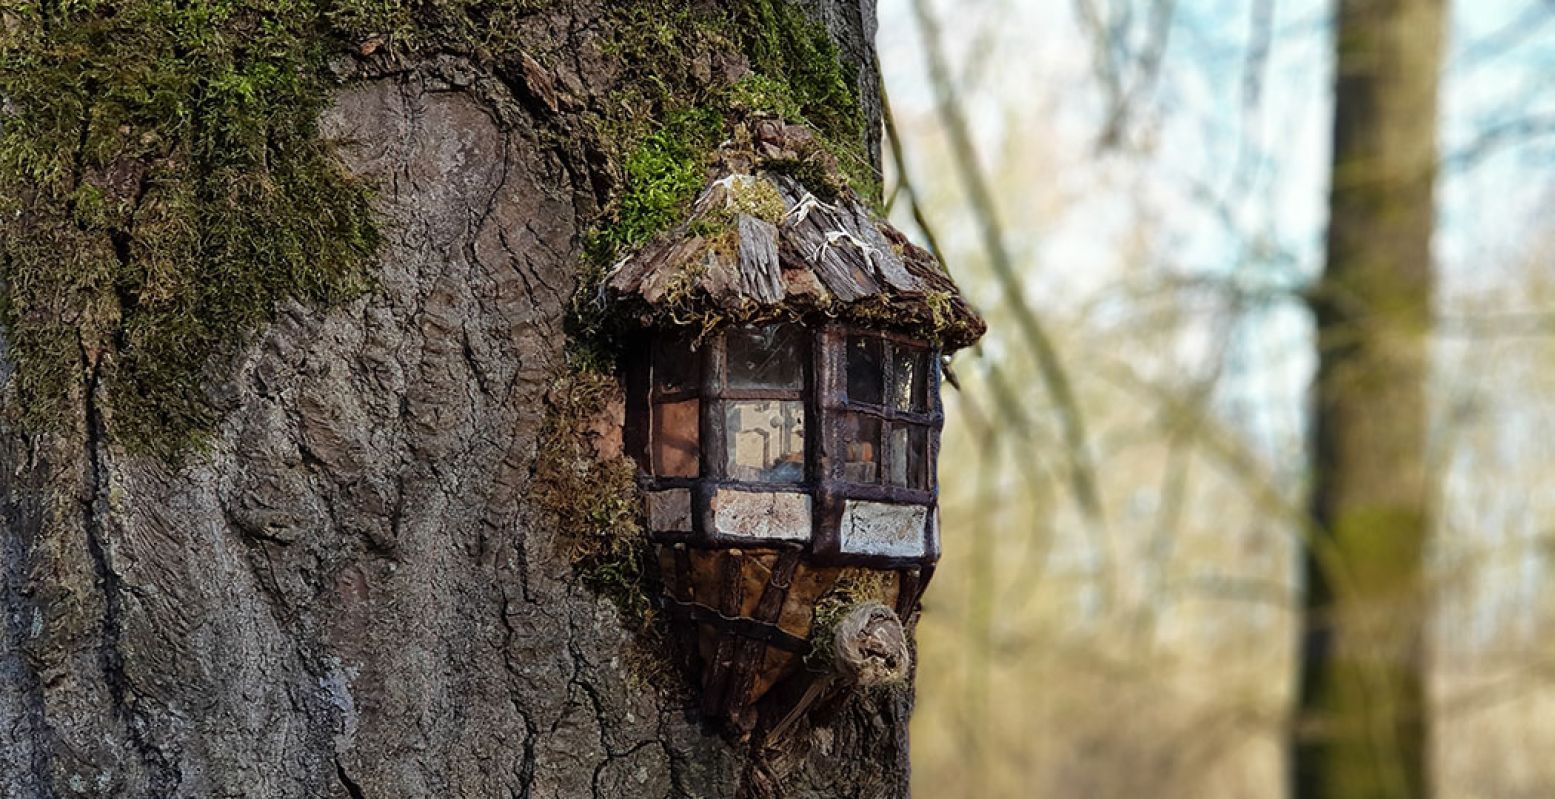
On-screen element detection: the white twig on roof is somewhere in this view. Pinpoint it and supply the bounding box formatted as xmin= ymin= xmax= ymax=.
xmin=815 ymin=230 xmax=881 ymax=271
xmin=699 ymin=173 xmax=757 ymax=211
xmin=783 ymin=191 xmax=837 ymax=226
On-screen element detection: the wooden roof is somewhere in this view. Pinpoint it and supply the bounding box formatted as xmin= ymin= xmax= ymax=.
xmin=603 ymin=170 xmax=986 ymax=351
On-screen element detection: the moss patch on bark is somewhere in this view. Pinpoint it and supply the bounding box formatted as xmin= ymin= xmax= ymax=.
xmin=0 ymin=0 xmax=379 ymax=454
xmin=583 ymin=0 xmax=875 ymax=267
xmin=530 ymin=352 xmax=655 ymax=622
xmin=0 ymin=0 xmax=871 ymax=455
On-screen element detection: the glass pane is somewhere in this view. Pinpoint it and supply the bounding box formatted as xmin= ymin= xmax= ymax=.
xmin=725 ymin=401 xmax=805 ymax=482
xmin=842 ymin=414 xmax=882 ymax=484
xmin=652 ymin=399 xmax=700 ymax=477
xmin=892 ymin=347 xmax=929 ymax=412
xmin=909 ymin=427 xmax=930 ymax=489
xmin=887 ymin=426 xmax=930 ymax=489
xmin=846 ymin=335 xmax=884 ymax=405
xmin=726 ymin=324 xmax=804 ymax=390
xmin=653 ymin=336 xmax=698 ymax=394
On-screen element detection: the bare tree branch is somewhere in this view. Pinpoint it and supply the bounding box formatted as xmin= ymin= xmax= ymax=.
xmin=1436 ymin=308 xmax=1555 ymax=338
xmin=881 ymin=85 xmax=950 ymax=267
xmin=910 ymin=0 xmax=1107 ymax=530
xmin=1453 ymin=0 xmax=1555 ymax=70
xmin=1442 ymin=113 xmax=1555 ymax=173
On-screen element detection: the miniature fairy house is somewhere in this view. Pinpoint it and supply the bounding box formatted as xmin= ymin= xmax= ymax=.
xmin=605 ymin=123 xmax=984 ymax=733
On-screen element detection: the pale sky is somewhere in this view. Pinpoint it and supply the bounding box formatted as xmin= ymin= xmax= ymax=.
xmin=877 ymin=0 xmax=1555 ymax=650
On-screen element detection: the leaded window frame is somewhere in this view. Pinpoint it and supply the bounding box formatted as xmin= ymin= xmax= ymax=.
xmin=627 ymin=322 xmax=943 ymax=567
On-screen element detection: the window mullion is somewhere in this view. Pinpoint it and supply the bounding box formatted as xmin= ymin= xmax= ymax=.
xmin=878 ymin=338 xmax=896 ymax=486
xmin=812 ymin=325 xmax=845 ymax=560
xmin=701 ymin=333 xmax=727 ymax=481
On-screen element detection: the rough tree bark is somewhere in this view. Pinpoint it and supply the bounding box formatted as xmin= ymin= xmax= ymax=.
xmin=1295 ymin=0 xmax=1444 ymax=796
xmin=0 ymin=2 xmax=918 ymax=797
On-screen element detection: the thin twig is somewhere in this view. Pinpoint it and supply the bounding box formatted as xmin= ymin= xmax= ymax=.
xmin=881 ymin=85 xmax=949 ymax=267
xmin=1442 ymin=113 xmax=1555 ymax=173
xmin=910 ymin=0 xmax=1106 ymax=529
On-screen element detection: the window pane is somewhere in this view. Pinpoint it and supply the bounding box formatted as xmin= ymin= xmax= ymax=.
xmin=652 ymin=399 xmax=700 ymax=477
xmin=727 ymin=325 xmax=803 ymax=390
xmin=892 ymin=347 xmax=929 ymax=411
xmin=908 ymin=427 xmax=930 ymax=488
xmin=846 ymin=335 xmax=883 ymax=405
xmin=725 ymin=401 xmax=805 ymax=483
xmin=653 ymin=336 xmax=698 ymax=394
xmin=886 ymin=425 xmax=908 ymax=487
xmin=841 ymin=414 xmax=882 ymax=484
xmin=886 ymin=425 xmax=931 ymax=489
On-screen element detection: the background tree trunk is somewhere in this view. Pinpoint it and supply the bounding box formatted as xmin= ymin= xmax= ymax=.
xmin=0 ymin=2 xmax=915 ymax=797
xmin=1295 ymin=0 xmax=1445 ymax=796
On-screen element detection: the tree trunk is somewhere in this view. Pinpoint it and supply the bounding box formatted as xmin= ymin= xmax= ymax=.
xmin=0 ymin=2 xmax=915 ymax=797
xmin=1295 ymin=0 xmax=1445 ymax=796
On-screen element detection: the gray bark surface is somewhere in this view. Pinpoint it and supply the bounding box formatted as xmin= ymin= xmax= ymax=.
xmin=0 ymin=4 xmax=914 ymax=797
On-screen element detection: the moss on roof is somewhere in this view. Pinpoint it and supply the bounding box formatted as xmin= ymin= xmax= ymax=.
xmin=600 ymin=136 xmax=985 ymax=351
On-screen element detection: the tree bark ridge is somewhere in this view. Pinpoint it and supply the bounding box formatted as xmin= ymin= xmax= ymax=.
xmin=0 ymin=2 xmax=912 ymax=795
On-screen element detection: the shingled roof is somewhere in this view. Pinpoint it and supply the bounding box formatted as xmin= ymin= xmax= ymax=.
xmin=603 ymin=168 xmax=986 ymax=351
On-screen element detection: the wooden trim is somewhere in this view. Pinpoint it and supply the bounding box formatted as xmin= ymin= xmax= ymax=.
xmin=701 ymin=338 xmax=727 ymax=482
xmin=644 ymin=476 xmax=817 ymax=494
xmin=924 ymin=503 xmax=941 ymax=563
xmin=829 ymin=403 xmax=942 ymax=426
xmin=669 ymin=544 xmax=703 ymax=673
xmin=895 ymin=567 xmax=921 ymax=620
xmin=703 ymin=479 xmax=814 ymax=494
xmin=691 ymin=479 xmax=713 ymax=541
xmin=702 ymin=551 xmax=748 ymax=717
xmin=624 ymin=339 xmax=651 ymax=473
xmin=651 ymin=537 xmax=937 ymax=568
xmin=704 ymin=388 xmax=806 ymax=402
xmin=649 ymin=387 xmax=700 ymax=404
xmin=914 ymin=565 xmax=937 ymax=616
xmin=661 ymin=598 xmax=809 ymax=654
xmin=637 ymin=322 xmax=947 ymax=569
xmin=832 ymin=323 xmax=936 ymax=349
xmin=649 ymin=526 xmax=818 ymax=550
xmin=722 ymin=550 xmax=803 ymax=713
xmin=817 ymin=479 xmax=934 ymax=506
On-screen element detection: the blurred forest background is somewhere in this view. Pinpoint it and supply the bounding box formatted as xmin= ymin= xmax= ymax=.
xmin=880 ymin=0 xmax=1555 ymax=796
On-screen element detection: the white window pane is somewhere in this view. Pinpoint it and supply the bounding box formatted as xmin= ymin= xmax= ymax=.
xmin=724 ymin=400 xmax=805 ymax=482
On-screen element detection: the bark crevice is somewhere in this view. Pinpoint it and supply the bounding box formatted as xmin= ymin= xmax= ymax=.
xmin=2 ymin=4 xmax=911 ymax=796
xmin=78 ymin=349 xmax=179 ymax=794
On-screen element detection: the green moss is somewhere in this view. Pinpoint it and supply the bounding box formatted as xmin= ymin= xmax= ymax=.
xmin=725 ymin=175 xmax=787 ymax=222
xmin=683 ymin=175 xmax=786 ymax=243
xmin=729 ymin=0 xmax=877 ymax=200
xmin=0 ymin=0 xmax=874 ymax=455
xmin=323 ymin=0 xmax=555 ymax=54
xmin=585 ymin=107 xmax=724 ymax=263
xmin=530 ymin=352 xmax=657 ymax=626
xmin=844 ymin=289 xmax=982 ymax=349
xmin=730 ymin=1 xmax=860 ymax=140
xmin=727 ymin=73 xmax=804 ymax=120
xmin=569 ymin=1 xmax=879 ymax=361
xmin=583 ymin=0 xmax=876 ymax=268
xmin=0 ymin=0 xmax=377 ymax=453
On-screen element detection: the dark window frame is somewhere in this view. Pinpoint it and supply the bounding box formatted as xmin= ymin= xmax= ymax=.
xmin=628 ymin=322 xmax=942 ymax=566
xmin=827 ymin=327 xmax=941 ymax=496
